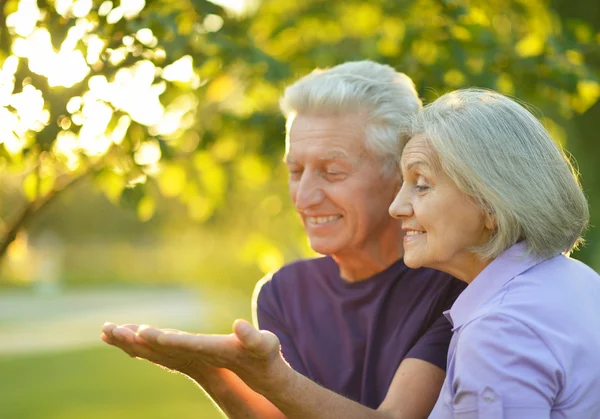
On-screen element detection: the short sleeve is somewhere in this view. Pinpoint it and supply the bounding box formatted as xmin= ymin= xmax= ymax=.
xmin=406 ymin=279 xmax=465 ymax=371
xmin=406 ymin=313 xmax=454 ymax=371
xmin=251 ymin=273 xmax=306 ymax=375
xmin=447 ymin=313 xmax=559 ymax=419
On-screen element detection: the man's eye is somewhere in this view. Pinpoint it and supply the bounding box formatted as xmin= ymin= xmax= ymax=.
xmin=325 ymin=171 xmax=347 ymax=179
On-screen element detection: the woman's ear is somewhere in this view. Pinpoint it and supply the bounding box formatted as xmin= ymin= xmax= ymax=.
xmin=484 ymin=210 xmax=497 ymax=231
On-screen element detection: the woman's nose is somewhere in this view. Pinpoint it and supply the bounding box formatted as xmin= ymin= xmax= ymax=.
xmin=389 ymin=186 xmax=412 ymax=219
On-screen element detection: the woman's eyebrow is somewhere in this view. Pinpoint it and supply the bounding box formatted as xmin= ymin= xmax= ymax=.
xmin=404 ymin=160 xmax=430 ymax=172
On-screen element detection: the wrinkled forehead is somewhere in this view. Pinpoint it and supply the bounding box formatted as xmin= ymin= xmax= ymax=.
xmin=400 ymin=134 xmax=442 ymax=173
xmin=286 ymin=113 xmax=369 ymax=160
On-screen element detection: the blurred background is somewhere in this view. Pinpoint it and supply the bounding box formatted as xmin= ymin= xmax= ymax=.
xmin=0 ymin=0 xmax=599 ymax=417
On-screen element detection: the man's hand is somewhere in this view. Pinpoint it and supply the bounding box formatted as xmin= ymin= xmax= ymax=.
xmin=101 ymin=323 xmax=218 ymax=376
xmin=127 ymin=319 xmax=289 ymax=395
xmin=101 ymin=321 xmax=288 ymax=419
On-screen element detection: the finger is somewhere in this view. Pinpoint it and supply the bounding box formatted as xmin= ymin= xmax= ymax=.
xmin=112 ymin=326 xmax=138 ymax=343
xmin=101 ymin=333 xmax=139 ymax=358
xmin=156 ymin=331 xmax=229 ymax=353
xmin=105 ymin=330 xmax=169 ymax=361
xmin=137 ymin=325 xmax=165 ymax=345
xmin=233 ymin=319 xmax=279 ymax=356
xmin=103 ymin=323 xmax=141 ymax=339
xmin=120 ymin=324 xmax=143 ymax=332
xmin=102 ymin=322 xmax=117 ymax=334
xmin=233 ymin=319 xmax=261 ymax=348
xmin=100 ymin=332 xmax=112 ymax=344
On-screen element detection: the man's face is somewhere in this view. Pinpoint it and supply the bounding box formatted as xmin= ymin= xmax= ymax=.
xmin=286 ymin=113 xmax=401 ymax=257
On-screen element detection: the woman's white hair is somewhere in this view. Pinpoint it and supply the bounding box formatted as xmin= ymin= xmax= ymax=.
xmin=405 ymin=88 xmax=589 ymax=259
xmin=280 ymin=60 xmax=422 ymax=173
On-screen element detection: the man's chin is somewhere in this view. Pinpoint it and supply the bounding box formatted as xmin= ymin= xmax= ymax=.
xmin=308 ymin=239 xmax=342 ymax=256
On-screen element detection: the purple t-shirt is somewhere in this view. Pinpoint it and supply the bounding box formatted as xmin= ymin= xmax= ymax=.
xmin=254 ymin=256 xmax=466 ymax=408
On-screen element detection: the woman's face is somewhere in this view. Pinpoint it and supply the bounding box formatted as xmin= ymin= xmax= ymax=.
xmin=389 ymin=134 xmax=493 ymax=282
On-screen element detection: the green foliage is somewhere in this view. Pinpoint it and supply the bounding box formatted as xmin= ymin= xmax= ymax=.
xmin=0 ymin=0 xmax=599 ymax=272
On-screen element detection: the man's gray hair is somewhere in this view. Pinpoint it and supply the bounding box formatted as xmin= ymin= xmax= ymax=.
xmin=405 ymin=88 xmax=589 ymax=259
xmin=280 ymin=60 xmax=422 ymax=172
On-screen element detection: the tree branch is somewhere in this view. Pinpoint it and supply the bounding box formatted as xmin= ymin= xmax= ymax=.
xmin=0 ymin=171 xmax=90 ymax=264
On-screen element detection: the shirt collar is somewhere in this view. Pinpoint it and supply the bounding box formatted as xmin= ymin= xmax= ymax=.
xmin=445 ymin=242 xmax=549 ymax=329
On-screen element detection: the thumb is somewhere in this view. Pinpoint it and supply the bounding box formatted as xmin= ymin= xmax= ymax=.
xmin=233 ymin=319 xmax=279 ymax=356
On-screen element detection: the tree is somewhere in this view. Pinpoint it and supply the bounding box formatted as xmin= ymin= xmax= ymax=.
xmin=1 ymin=0 xmax=599 ymax=270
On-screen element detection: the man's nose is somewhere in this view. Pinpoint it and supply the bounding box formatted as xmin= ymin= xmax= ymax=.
xmin=294 ymin=173 xmax=325 ymax=210
xmin=389 ymin=186 xmax=412 ymax=219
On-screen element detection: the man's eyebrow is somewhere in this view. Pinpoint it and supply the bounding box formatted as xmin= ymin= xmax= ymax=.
xmin=318 ymin=151 xmax=351 ymax=162
xmin=286 ymin=151 xmax=351 ymax=165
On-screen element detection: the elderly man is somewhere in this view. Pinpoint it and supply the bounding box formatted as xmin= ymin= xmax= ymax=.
xmin=102 ymin=61 xmax=465 ymax=418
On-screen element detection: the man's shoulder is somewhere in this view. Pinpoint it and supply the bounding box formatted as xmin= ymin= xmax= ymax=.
xmin=255 ymin=256 xmax=334 ymax=296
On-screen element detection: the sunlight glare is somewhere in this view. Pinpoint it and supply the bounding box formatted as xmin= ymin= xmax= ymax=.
xmin=0 ymin=59 xmax=18 ymax=107
xmin=10 ymin=85 xmax=49 ymax=134
xmin=15 ymin=28 xmax=90 ymax=88
xmin=110 ymin=115 xmax=132 ymax=145
xmin=85 ymin=35 xmax=105 ymax=65
xmin=61 ymin=19 xmax=90 ymax=51
xmin=106 ymin=7 xmax=124 ymax=24
xmin=67 ymin=91 xmax=114 ymax=157
xmin=53 ymin=131 xmax=81 ymax=170
xmin=108 ymin=47 xmax=127 ymax=66
xmin=121 ymin=0 xmax=146 ymax=20
xmin=92 ymin=61 xmax=165 ymax=126
xmin=6 ymin=0 xmax=42 ymax=38
xmin=72 ymin=0 xmax=93 ymax=18
xmin=134 ymin=140 xmax=162 ymax=166
xmin=55 ymin=0 xmax=74 ymax=17
xmin=54 ymin=0 xmax=93 ymax=18
xmin=209 ymin=0 xmax=248 ymax=15
xmin=66 ymin=96 xmax=83 ymax=114
xmin=0 ymin=108 xmax=22 ymax=154
xmin=151 ymin=94 xmax=198 ymax=136
xmin=2 ymin=56 xmax=19 ymax=75
xmin=204 ymin=14 xmax=224 ymax=32
xmin=136 ymin=28 xmax=156 ymax=47
xmin=98 ymin=1 xmax=113 ymax=16
xmin=163 ymin=56 xmax=197 ymax=83
xmin=49 ymin=50 xmax=90 ymax=87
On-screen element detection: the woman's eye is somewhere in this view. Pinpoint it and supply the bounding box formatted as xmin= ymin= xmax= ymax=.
xmin=415 ymin=184 xmax=430 ymax=193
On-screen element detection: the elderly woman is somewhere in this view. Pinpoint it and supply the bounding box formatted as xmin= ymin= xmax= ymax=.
xmin=389 ymin=88 xmax=600 ymax=418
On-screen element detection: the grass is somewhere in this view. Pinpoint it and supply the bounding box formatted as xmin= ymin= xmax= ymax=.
xmin=0 ymin=346 xmax=224 ymax=419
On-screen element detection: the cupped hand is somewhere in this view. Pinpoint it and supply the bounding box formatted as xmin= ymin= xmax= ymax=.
xmin=101 ymin=322 xmax=217 ymax=376
xmin=134 ymin=319 xmax=288 ymax=394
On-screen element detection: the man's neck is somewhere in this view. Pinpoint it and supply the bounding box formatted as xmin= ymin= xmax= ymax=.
xmin=332 ymin=244 xmax=403 ymax=283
